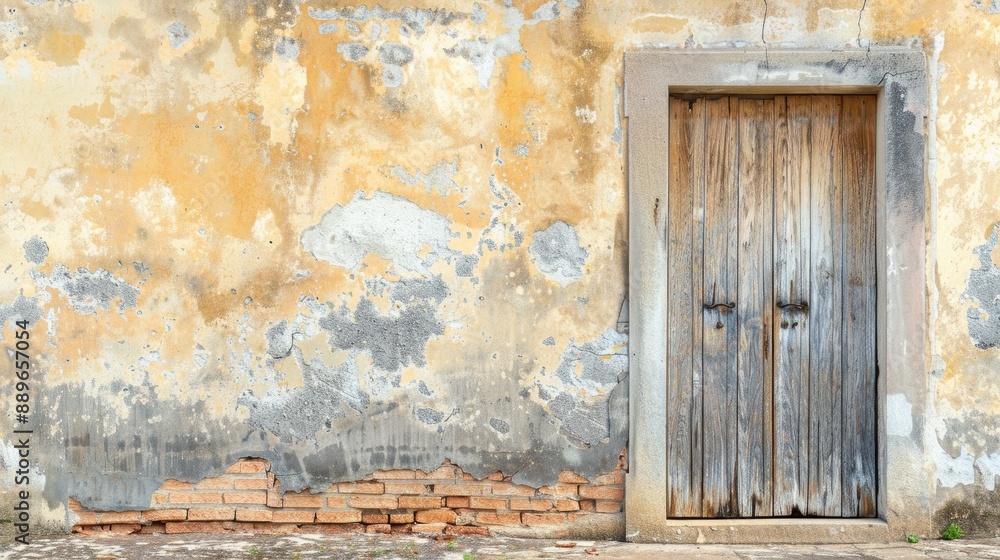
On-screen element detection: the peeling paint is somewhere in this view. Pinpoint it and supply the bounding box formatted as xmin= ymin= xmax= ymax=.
xmin=392 ymin=158 xmax=460 ymax=196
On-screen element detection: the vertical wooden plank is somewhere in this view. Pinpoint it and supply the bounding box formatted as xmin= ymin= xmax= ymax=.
xmin=807 ymin=95 xmax=844 ymax=517
xmin=841 ymin=95 xmax=878 ymax=517
xmin=666 ymin=97 xmax=704 ymax=517
xmin=690 ymin=99 xmax=706 ymax=516
xmin=701 ymin=96 xmax=739 ymax=517
xmin=736 ymin=98 xmax=772 ymax=517
xmin=772 ymin=96 xmax=812 ymax=516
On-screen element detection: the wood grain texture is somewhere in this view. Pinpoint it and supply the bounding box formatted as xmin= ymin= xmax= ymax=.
xmin=666 ymin=97 xmax=704 ymax=517
xmin=772 ymin=96 xmax=812 ymax=516
xmin=840 ymin=95 xmax=878 ymax=517
xmin=701 ymin=97 xmax=740 ymax=517
xmin=807 ymin=95 xmax=844 ymax=517
xmin=735 ymin=98 xmax=773 ymax=517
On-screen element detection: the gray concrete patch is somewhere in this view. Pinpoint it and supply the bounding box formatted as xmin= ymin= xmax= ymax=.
xmin=378 ymin=42 xmax=414 ymax=66
xmin=392 ymin=158 xmax=460 ymax=196
xmin=529 ymin=221 xmax=588 ymax=286
xmin=22 ymin=236 xmax=48 ymax=264
xmin=32 ymin=264 xmax=140 ymax=314
xmin=166 ymin=21 xmax=191 ymax=49
xmin=964 ymin=222 xmax=1000 ymax=349
xmin=274 ymin=37 xmax=299 ymax=60
xmin=308 ymin=6 xmax=467 ymax=36
xmin=336 ymin=42 xmax=368 ymax=62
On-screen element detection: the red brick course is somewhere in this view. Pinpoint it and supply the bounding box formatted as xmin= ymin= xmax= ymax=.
xmin=71 ymin=449 xmax=627 ymax=536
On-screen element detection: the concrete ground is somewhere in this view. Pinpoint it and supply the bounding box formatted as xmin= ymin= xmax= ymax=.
xmin=2 ymin=533 xmax=1000 ymax=560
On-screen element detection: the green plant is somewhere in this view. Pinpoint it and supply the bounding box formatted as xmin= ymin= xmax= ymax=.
xmin=447 ymin=540 xmax=459 ymax=550
xmin=906 ymin=534 xmax=919 ymax=543
xmin=463 ymin=553 xmax=475 ymax=560
xmin=941 ymin=523 xmax=964 ymax=540
xmin=247 ymin=547 xmax=261 ymax=558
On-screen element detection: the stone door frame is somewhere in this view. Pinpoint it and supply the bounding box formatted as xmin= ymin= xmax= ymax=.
xmin=623 ymin=49 xmax=928 ymax=543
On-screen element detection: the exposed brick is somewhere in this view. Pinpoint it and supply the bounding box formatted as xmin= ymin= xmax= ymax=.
xmin=165 ymin=521 xmax=227 ymax=534
xmin=592 ymin=471 xmax=626 ymax=485
xmin=521 ymin=513 xmax=567 ymax=525
xmin=578 ymin=500 xmax=596 ymax=512
xmin=366 ymin=524 xmax=392 ymax=534
xmin=266 ymin=489 xmax=282 ymax=508
xmin=361 ymin=512 xmax=389 ymax=524
xmin=240 ymin=459 xmax=270 ymax=474
xmin=568 ymin=512 xmax=589 ymax=523
xmin=420 ymin=464 xmax=460 ymax=479
xmin=371 ymin=469 xmax=416 ymax=480
xmin=272 ymin=510 xmax=315 ymax=523
xmin=490 ymin=482 xmax=536 ymax=496
xmin=433 ymin=483 xmax=490 ymax=496
xmin=99 ymin=511 xmax=141 ymax=524
xmin=110 ymin=524 xmax=141 ymax=534
xmin=223 ymin=492 xmax=266 ymax=505
xmin=187 ymin=508 xmax=235 ymax=521
xmin=314 ymin=523 xmax=365 ymax=534
xmin=557 ymin=471 xmax=591 ymax=484
xmin=235 ymin=509 xmax=272 ymax=522
xmin=72 ymin=525 xmax=105 ymax=534
xmin=509 ymin=498 xmax=554 ymax=511
xmin=595 ymin=500 xmax=622 ymax=513
xmin=383 ymin=482 xmax=429 ymax=495
xmin=415 ymin=509 xmax=456 ymax=524
xmin=389 ymin=512 xmax=414 ymax=524
xmin=316 ymin=510 xmax=362 ymax=524
xmin=339 ymin=482 xmax=385 ymax=494
xmin=169 ymin=492 xmax=223 ymax=505
xmin=282 ymin=493 xmax=324 ymax=508
xmin=446 ymin=496 xmax=470 ymax=508
xmin=150 ymin=493 xmax=169 ymax=506
xmin=539 ymin=484 xmax=579 ymax=498
xmin=474 ymin=512 xmax=521 ymax=525
xmin=399 ymin=496 xmax=443 ymax=509
xmin=68 ymin=498 xmax=84 ymax=511
xmin=195 ymin=477 xmax=234 ymax=490
xmin=325 ymin=496 xmax=348 ymax=509
xmin=234 ymin=478 xmax=270 ymax=490
xmin=485 ymin=472 xmax=505 ymax=482
xmin=411 ymin=523 xmax=447 ymax=533
xmin=390 ymin=524 xmax=414 ymax=533
xmin=222 ymin=522 xmax=256 ymax=532
xmin=349 ymin=496 xmax=398 ymax=509
xmin=446 ymin=525 xmax=489 ymax=536
xmin=225 ymin=463 xmax=242 ymax=474
xmin=73 ymin=511 xmax=99 ymax=525
xmin=468 ymin=496 xmax=507 ymax=510
xmin=556 ymin=499 xmax=580 ymax=512
xmin=253 ymin=523 xmax=300 ymax=534
xmin=578 ymin=485 xmax=624 ymax=501
xmin=142 ymin=509 xmax=187 ymax=522
xmin=161 ymin=480 xmax=193 ymax=491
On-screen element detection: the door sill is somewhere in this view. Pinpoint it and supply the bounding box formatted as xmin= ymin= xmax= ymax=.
xmin=629 ymin=518 xmax=892 ymax=544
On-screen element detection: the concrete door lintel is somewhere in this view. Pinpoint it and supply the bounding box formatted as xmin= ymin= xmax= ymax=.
xmin=623 ymin=48 xmax=929 ymax=543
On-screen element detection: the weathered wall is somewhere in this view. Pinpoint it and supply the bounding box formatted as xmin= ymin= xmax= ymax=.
xmin=0 ymin=0 xmax=997 ymax=538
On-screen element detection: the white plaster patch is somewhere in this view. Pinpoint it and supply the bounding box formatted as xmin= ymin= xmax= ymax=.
xmin=976 ymin=451 xmax=1000 ymax=492
xmin=300 ymin=190 xmax=453 ymax=275
xmin=886 ymin=393 xmax=913 ymax=437
xmin=575 ymin=105 xmax=597 ymax=124
xmin=933 ymin=440 xmax=976 ymax=488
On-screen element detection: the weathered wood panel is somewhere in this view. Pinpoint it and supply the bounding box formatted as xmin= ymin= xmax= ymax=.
xmin=840 ymin=95 xmax=878 ymax=517
xmin=666 ymin=97 xmax=705 ymax=517
xmin=735 ymin=98 xmax=773 ymax=517
xmin=772 ymin=96 xmax=812 ymax=516
xmin=807 ymin=95 xmax=844 ymax=517
xmin=701 ymin=97 xmax=740 ymax=517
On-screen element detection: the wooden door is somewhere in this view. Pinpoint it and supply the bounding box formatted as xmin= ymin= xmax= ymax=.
xmin=665 ymin=95 xmax=877 ymax=518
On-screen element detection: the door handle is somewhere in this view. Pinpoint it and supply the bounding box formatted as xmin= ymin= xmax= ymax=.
xmin=777 ymin=301 xmax=809 ymax=311
xmin=703 ymin=283 xmax=735 ymax=312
